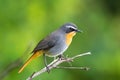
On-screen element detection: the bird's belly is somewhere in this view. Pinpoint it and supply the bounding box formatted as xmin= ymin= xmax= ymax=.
xmin=45 ymin=44 xmax=68 ymax=57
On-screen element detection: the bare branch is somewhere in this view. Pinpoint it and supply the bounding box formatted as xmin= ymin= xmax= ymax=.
xmin=0 ymin=43 xmax=33 ymax=80
xmin=71 ymin=52 xmax=91 ymax=59
xmin=26 ymin=52 xmax=91 ymax=80
xmin=55 ymin=66 xmax=90 ymax=70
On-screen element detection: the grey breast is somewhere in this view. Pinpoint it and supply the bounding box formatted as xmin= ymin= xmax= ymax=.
xmin=46 ymin=30 xmax=68 ymax=57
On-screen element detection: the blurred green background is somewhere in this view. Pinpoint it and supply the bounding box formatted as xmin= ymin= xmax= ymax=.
xmin=0 ymin=0 xmax=120 ymax=80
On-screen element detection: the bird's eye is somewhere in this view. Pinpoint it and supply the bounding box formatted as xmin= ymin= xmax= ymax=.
xmin=69 ymin=27 xmax=75 ymax=31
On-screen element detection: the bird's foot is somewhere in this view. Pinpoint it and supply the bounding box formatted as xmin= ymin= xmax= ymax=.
xmin=58 ymin=55 xmax=66 ymax=60
xmin=46 ymin=66 xmax=50 ymax=73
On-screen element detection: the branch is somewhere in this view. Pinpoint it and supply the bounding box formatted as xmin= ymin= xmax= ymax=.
xmin=55 ymin=66 xmax=90 ymax=70
xmin=26 ymin=52 xmax=91 ymax=80
xmin=0 ymin=58 xmax=22 ymax=80
xmin=0 ymin=43 xmax=33 ymax=80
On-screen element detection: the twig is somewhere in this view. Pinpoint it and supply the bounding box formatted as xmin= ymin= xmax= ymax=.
xmin=55 ymin=66 xmax=90 ymax=70
xmin=0 ymin=59 xmax=21 ymax=80
xmin=26 ymin=52 xmax=91 ymax=80
xmin=0 ymin=43 xmax=33 ymax=80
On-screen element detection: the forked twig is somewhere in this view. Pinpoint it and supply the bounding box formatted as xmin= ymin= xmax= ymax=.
xmin=26 ymin=52 xmax=91 ymax=80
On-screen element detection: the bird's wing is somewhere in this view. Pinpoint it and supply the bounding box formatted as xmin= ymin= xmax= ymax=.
xmin=32 ymin=35 xmax=57 ymax=53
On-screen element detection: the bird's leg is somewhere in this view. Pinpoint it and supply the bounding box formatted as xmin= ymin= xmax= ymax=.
xmin=43 ymin=53 xmax=50 ymax=73
xmin=58 ymin=54 xmax=65 ymax=60
xmin=58 ymin=54 xmax=72 ymax=66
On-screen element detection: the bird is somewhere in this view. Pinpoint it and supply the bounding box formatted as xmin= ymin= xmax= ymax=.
xmin=18 ymin=23 xmax=82 ymax=73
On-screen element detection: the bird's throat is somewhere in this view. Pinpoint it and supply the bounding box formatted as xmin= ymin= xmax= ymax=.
xmin=65 ymin=32 xmax=76 ymax=46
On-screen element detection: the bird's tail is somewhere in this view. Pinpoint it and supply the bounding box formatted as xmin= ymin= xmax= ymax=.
xmin=18 ymin=51 xmax=43 ymax=73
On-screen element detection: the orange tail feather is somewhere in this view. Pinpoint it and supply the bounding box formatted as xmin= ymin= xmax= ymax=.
xmin=18 ymin=51 xmax=43 ymax=73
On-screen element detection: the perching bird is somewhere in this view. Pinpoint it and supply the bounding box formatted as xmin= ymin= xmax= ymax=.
xmin=18 ymin=23 xmax=81 ymax=73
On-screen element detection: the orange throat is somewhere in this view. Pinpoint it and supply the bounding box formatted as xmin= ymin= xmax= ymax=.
xmin=65 ymin=32 xmax=76 ymax=46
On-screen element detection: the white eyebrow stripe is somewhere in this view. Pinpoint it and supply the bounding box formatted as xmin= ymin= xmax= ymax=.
xmin=66 ymin=26 xmax=77 ymax=29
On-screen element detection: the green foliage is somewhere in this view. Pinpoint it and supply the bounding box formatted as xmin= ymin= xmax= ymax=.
xmin=0 ymin=0 xmax=120 ymax=80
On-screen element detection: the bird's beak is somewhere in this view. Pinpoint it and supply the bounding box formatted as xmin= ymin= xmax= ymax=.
xmin=76 ymin=29 xmax=83 ymax=33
